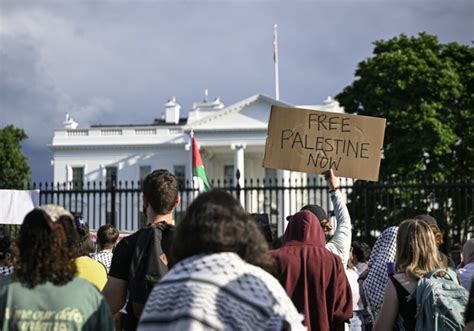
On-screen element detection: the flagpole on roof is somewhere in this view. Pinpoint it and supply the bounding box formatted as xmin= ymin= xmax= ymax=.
xmin=273 ymin=23 xmax=280 ymax=101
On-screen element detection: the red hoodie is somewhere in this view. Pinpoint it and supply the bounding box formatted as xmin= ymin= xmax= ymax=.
xmin=272 ymin=210 xmax=353 ymax=331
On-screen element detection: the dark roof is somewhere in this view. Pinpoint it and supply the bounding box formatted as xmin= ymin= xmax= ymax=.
xmin=91 ymin=118 xmax=187 ymax=128
xmin=152 ymin=118 xmax=188 ymax=125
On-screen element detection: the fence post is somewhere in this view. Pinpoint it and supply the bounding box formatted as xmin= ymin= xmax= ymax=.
xmin=236 ymin=169 xmax=242 ymax=206
xmin=111 ymin=175 xmax=116 ymax=227
xmin=363 ymin=181 xmax=369 ymax=240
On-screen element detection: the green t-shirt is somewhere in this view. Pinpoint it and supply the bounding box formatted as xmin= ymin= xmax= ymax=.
xmin=0 ymin=275 xmax=114 ymax=331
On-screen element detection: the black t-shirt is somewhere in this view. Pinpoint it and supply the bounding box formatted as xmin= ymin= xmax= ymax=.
xmin=109 ymin=230 xmax=141 ymax=281
xmin=390 ymin=276 xmax=416 ymax=331
xmin=108 ymin=230 xmax=142 ymax=330
xmin=109 ymin=224 xmax=174 ymax=331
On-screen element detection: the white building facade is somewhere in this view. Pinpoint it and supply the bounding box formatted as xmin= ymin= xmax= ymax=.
xmin=51 ymin=94 xmax=343 ymax=185
xmin=50 ymin=93 xmax=345 ymax=231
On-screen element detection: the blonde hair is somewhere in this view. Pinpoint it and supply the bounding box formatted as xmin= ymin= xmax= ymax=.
xmin=396 ymin=219 xmax=444 ymax=280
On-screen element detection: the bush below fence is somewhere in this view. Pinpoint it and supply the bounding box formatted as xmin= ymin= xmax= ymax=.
xmin=15 ymin=176 xmax=474 ymax=248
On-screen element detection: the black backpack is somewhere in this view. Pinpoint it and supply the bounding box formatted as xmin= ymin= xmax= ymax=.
xmin=128 ymin=222 xmax=174 ymax=318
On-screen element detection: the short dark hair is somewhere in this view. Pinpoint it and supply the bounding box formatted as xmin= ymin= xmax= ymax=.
xmin=351 ymin=241 xmax=371 ymax=263
xmin=142 ymin=169 xmax=179 ymax=215
xmin=97 ymin=224 xmax=119 ymax=249
xmin=171 ymin=189 xmax=275 ymax=274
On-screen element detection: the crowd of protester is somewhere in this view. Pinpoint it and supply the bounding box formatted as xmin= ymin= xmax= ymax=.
xmin=0 ymin=168 xmax=473 ymax=330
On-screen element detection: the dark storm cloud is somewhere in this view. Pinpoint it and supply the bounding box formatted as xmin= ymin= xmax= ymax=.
xmin=0 ymin=0 xmax=472 ymax=181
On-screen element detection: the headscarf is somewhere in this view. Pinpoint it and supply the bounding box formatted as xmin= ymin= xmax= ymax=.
xmin=272 ymin=210 xmax=353 ymax=331
xmin=363 ymin=226 xmax=398 ymax=321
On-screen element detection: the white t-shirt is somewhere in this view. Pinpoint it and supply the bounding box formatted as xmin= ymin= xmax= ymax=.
xmin=346 ymin=267 xmax=363 ymax=311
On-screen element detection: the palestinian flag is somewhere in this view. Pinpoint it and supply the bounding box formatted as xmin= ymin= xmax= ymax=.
xmin=192 ymin=135 xmax=211 ymax=192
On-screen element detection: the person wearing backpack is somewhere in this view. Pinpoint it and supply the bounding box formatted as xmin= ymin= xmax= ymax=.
xmin=374 ymin=219 xmax=468 ymax=331
xmin=103 ymin=169 xmax=179 ymax=331
xmin=138 ymin=190 xmax=305 ymax=331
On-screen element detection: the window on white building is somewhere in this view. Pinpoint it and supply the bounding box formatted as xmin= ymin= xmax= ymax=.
xmin=139 ymin=165 xmax=152 ymax=183
xmin=105 ymin=166 xmax=118 ymax=189
xmin=173 ymin=165 xmax=186 ymax=189
xmin=224 ymin=165 xmax=234 ymax=186
xmin=71 ymin=167 xmax=84 ymax=190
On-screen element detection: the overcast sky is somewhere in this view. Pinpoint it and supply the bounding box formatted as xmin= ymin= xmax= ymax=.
xmin=1 ymin=0 xmax=472 ymax=182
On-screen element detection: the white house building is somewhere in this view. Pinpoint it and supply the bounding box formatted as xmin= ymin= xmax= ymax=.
xmin=51 ymin=93 xmax=343 ymax=185
xmin=49 ymin=92 xmax=345 ymax=231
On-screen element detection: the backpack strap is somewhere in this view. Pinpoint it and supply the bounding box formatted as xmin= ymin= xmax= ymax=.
xmin=424 ymin=268 xmax=455 ymax=281
xmin=390 ymin=276 xmax=410 ymax=301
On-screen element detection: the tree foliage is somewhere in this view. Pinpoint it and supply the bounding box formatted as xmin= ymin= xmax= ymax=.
xmin=337 ymin=33 xmax=473 ymax=180
xmin=0 ymin=125 xmax=31 ymax=189
xmin=336 ymin=33 xmax=474 ymax=244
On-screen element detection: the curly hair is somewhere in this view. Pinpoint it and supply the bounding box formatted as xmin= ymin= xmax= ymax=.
xmin=171 ymin=189 xmax=275 ymax=274
xmin=14 ymin=209 xmax=76 ymax=288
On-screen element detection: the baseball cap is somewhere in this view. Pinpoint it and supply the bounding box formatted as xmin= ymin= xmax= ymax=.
xmin=286 ymin=204 xmax=329 ymax=222
xmin=301 ymin=204 xmax=329 ymax=222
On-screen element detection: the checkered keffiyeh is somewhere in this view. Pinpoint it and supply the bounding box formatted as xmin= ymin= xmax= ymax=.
xmin=363 ymin=226 xmax=398 ymax=321
xmin=0 ymin=266 xmax=13 ymax=277
xmin=92 ymin=250 xmax=113 ymax=273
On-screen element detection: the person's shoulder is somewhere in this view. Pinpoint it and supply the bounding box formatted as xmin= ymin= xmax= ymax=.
xmin=89 ymin=257 xmax=107 ymax=271
xmin=68 ymin=277 xmax=107 ymax=305
xmin=116 ymin=229 xmax=143 ymax=248
xmin=345 ymin=267 xmax=359 ymax=279
xmin=392 ymin=272 xmax=418 ymax=292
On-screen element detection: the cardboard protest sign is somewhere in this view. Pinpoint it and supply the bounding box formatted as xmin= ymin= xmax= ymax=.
xmin=263 ymin=105 xmax=386 ymax=181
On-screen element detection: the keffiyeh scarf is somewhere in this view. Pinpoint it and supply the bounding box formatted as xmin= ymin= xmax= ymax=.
xmin=363 ymin=226 xmax=398 ymax=320
xmin=138 ymin=252 xmax=305 ymax=331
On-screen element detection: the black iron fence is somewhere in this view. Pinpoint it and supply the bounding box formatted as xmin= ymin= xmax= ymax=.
xmin=23 ymin=176 xmax=474 ymax=245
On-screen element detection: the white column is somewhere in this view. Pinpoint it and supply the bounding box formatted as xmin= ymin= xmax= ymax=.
xmin=66 ymin=164 xmax=73 ymax=189
xmin=231 ymin=143 xmax=246 ymax=188
xmin=184 ymin=142 xmax=192 ymax=188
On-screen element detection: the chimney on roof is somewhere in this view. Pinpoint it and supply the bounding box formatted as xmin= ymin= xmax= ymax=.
xmin=63 ymin=113 xmax=78 ymax=129
xmin=164 ymin=97 xmax=181 ymax=124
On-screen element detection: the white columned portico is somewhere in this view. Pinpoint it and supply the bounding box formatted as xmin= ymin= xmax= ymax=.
xmin=231 ymin=143 xmax=246 ymax=188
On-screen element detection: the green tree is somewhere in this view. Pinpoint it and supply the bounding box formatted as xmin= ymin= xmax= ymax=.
xmin=337 ymin=33 xmax=473 ymax=179
xmin=0 ymin=125 xmax=31 ymax=188
xmin=336 ymin=33 xmax=474 ymax=243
